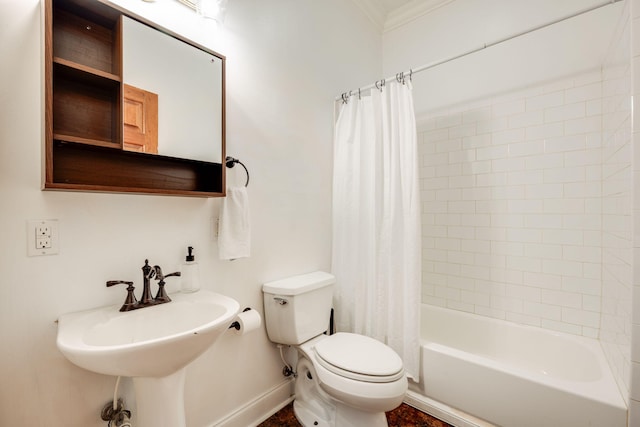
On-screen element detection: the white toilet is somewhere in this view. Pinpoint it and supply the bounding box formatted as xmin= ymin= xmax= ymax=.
xmin=262 ymin=271 xmax=407 ymax=427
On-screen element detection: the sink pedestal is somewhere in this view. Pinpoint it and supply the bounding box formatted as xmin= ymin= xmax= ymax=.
xmin=133 ymin=368 xmax=187 ymax=427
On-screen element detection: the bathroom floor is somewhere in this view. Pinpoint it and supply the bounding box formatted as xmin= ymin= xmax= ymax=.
xmin=258 ymin=402 xmax=452 ymax=427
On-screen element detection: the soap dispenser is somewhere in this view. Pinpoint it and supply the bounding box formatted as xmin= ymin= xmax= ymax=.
xmin=181 ymin=246 xmax=200 ymax=293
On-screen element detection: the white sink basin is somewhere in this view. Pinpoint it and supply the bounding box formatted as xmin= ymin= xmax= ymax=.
xmin=57 ymin=290 xmax=240 ymax=377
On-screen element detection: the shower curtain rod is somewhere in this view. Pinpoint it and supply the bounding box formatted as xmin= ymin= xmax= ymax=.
xmin=336 ymin=0 xmax=624 ymax=102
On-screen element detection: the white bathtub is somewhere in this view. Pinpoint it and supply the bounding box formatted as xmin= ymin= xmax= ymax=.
xmin=408 ymin=305 xmax=627 ymax=427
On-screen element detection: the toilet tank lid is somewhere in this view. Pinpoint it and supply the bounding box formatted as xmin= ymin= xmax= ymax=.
xmin=262 ymin=271 xmax=335 ymax=295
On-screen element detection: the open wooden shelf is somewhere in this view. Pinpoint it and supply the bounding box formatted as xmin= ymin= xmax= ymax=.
xmin=52 ymin=6 xmax=120 ymax=76
xmin=49 ymin=0 xmax=122 ymax=151
xmin=52 ymin=62 xmax=121 ymax=148
xmin=50 ymin=141 xmax=223 ymax=196
xmin=53 ymin=56 xmax=121 ymax=82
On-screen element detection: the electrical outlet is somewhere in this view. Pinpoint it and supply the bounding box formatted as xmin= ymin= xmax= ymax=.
xmin=36 ymin=237 xmax=52 ymax=249
xmin=36 ymin=224 xmax=51 ymax=237
xmin=27 ymin=220 xmax=59 ymax=256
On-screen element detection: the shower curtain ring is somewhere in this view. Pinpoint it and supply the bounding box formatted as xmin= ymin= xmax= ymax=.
xmin=358 ymin=88 xmax=361 ymax=100
xmin=341 ymin=92 xmax=349 ymax=104
xmin=409 ymin=69 xmax=413 ymax=82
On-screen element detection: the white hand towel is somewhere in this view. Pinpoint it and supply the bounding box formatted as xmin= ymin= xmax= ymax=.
xmin=219 ymin=186 xmax=251 ymax=260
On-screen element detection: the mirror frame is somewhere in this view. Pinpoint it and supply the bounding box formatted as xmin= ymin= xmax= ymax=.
xmin=44 ymin=0 xmax=226 ymax=197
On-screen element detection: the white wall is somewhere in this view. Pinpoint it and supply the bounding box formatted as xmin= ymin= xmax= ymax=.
xmin=0 ymin=0 xmax=380 ymax=426
xmin=383 ymin=0 xmax=622 ymax=116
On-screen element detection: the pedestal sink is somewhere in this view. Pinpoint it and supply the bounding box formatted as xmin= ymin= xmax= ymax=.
xmin=57 ymin=290 xmax=240 ymax=427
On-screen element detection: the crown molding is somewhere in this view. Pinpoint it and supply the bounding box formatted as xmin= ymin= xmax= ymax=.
xmin=350 ymin=0 xmax=455 ymax=33
xmin=350 ymin=0 xmax=386 ymax=31
xmin=385 ymin=0 xmax=454 ymax=32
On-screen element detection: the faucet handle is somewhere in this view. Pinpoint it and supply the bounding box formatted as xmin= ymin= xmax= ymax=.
xmin=106 ymin=280 xmax=134 ymax=287
xmin=106 ymin=280 xmax=138 ymax=312
xmin=153 ymin=271 xmax=181 ymax=303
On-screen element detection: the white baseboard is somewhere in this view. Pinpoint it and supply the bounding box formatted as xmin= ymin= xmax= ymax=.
xmin=212 ymin=379 xmax=294 ymax=427
xmin=212 ymin=380 xmax=493 ymax=427
xmin=404 ymin=390 xmax=495 ymax=427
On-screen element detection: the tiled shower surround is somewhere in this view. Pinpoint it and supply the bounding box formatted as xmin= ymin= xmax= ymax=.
xmin=420 ymin=69 xmax=606 ymax=334
xmin=418 ymin=1 xmax=633 ymax=400
xmin=601 ymin=0 xmax=632 ymax=402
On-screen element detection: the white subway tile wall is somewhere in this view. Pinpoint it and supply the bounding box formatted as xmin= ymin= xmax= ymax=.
xmin=603 ymin=0 xmax=633 ymax=403
xmin=419 ymin=67 xmax=607 ymax=337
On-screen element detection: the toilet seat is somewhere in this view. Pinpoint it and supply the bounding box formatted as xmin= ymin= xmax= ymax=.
xmin=313 ymin=333 xmax=404 ymax=383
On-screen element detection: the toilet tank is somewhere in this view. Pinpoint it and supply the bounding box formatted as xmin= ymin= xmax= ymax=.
xmin=262 ymin=271 xmax=335 ymax=345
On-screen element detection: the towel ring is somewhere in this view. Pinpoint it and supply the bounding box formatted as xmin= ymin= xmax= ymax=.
xmin=225 ymin=156 xmax=250 ymax=187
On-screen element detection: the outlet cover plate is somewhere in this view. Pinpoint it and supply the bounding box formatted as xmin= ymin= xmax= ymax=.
xmin=27 ymin=219 xmax=59 ymax=256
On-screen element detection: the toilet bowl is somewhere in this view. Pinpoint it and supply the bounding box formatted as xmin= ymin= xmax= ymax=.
xmin=262 ymin=272 xmax=408 ymax=427
xmin=292 ymin=333 xmax=407 ymax=427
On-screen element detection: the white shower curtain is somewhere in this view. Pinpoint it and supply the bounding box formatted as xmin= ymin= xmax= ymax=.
xmin=332 ymin=81 xmax=421 ymax=381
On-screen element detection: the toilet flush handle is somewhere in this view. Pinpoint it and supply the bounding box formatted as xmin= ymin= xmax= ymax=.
xmin=274 ymin=297 xmax=288 ymax=305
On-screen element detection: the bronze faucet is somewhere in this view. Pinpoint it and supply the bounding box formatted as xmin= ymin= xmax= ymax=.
xmin=107 ymin=259 xmax=181 ymax=312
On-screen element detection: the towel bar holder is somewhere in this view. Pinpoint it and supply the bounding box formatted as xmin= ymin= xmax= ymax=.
xmin=225 ymin=156 xmax=249 ymax=187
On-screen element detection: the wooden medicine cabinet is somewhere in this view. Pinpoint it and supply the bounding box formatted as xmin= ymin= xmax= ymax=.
xmin=44 ymin=0 xmax=226 ymax=196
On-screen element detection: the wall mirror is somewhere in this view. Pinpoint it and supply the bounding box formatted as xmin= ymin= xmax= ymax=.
xmin=122 ymin=16 xmax=223 ymax=163
xmin=45 ymin=0 xmax=226 ymax=196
